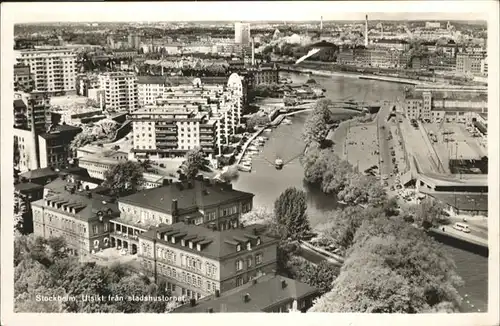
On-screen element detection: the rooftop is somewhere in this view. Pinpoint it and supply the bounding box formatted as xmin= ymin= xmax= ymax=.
xmin=32 ymin=191 xmax=119 ymax=222
xmin=19 ymin=166 xmax=86 ymax=184
xmin=139 ymin=222 xmax=275 ymax=260
xmin=39 ymin=124 xmax=82 ymax=140
xmin=119 ymin=179 xmax=254 ymax=216
xmin=173 ymin=274 xmax=318 ymax=313
xmin=14 ymin=182 xmax=44 ymax=193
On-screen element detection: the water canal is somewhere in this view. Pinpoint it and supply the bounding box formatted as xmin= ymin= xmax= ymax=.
xmin=233 ymin=71 xmax=488 ymax=312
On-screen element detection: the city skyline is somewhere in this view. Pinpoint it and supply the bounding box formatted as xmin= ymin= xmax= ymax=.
xmin=3 ymin=2 xmax=492 ymax=24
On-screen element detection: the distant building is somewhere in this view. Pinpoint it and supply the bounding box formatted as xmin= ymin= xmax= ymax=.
xmin=173 ymin=274 xmax=320 ymax=313
xmin=235 ymin=22 xmax=251 ymax=45
xmin=14 ymin=64 xmax=35 ymax=92
xmin=137 ymin=221 xmax=276 ymax=299
xmin=14 ymin=91 xmax=51 ymax=133
xmin=243 ymin=64 xmax=279 ymax=87
xmin=38 ymin=124 xmax=82 ymax=169
xmin=99 ymin=72 xmax=138 ymax=112
xmin=128 ymin=33 xmax=141 ymax=50
xmin=15 ymin=48 xmax=77 ymax=95
xmin=403 ymin=88 xmax=487 ymax=123
xmin=371 ymin=39 xmax=410 ymax=51
xmin=480 ymin=57 xmax=488 ymax=76
xmin=425 ymin=22 xmax=441 ymax=29
xmin=456 ymin=53 xmax=484 ymax=76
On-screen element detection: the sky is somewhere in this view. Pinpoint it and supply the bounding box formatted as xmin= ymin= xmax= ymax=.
xmin=2 ymin=1 xmax=492 ymax=24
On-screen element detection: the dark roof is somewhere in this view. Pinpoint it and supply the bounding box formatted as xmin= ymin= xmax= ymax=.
xmin=14 ymin=182 xmax=44 ymax=193
xmin=13 ymin=99 xmax=26 ymax=110
xmin=374 ymin=39 xmax=409 ymax=44
xmin=429 ymin=192 xmax=488 ymax=211
xmin=173 ymin=274 xmax=319 ymax=313
xmin=39 ymin=124 xmax=82 ymax=140
xmin=19 ymin=167 xmax=88 ymax=183
xmin=119 ymin=180 xmax=254 ymax=215
xmin=139 ymin=222 xmax=275 ymax=260
xmin=32 ymin=191 xmax=118 ymax=222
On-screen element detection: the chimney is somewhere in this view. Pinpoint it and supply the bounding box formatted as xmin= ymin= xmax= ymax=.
xmin=365 ymin=14 xmax=369 ymax=47
xmin=189 ymin=298 xmax=196 ymax=307
xmin=281 ymin=280 xmax=287 ymax=289
xmin=171 ymin=199 xmax=178 ymax=215
xmin=251 ymin=37 xmax=255 ymax=66
xmin=215 ymin=289 xmax=220 ymax=297
xmin=243 ymin=293 xmax=250 ymax=303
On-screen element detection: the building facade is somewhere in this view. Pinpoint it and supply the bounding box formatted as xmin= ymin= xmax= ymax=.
xmin=14 ymin=64 xmax=35 ymax=92
xmin=234 ymin=23 xmax=251 ymax=45
xmin=15 ymin=48 xmax=77 ymax=94
xmin=99 ymin=72 xmax=138 ymax=112
xmin=138 ymin=222 xmax=278 ymax=299
xmin=38 ymin=124 xmax=82 ymax=169
xmin=456 ymin=53 xmax=485 ymax=76
xmin=31 ymin=184 xmax=120 ymax=255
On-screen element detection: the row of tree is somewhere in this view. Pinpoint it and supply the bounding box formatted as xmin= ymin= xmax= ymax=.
xmin=14 ymin=234 xmax=176 ymax=313
xmin=310 ymin=210 xmax=463 ymax=312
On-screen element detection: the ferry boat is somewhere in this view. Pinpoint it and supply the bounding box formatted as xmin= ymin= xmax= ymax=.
xmin=275 ymin=158 xmax=284 ymax=170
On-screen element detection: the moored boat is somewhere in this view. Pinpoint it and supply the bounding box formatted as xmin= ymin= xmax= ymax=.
xmin=275 ymin=158 xmax=284 ymax=170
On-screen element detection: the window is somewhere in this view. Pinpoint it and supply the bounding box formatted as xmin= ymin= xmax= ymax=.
xmin=236 ymin=277 xmax=244 ymax=287
xmin=246 ymin=242 xmax=252 ymax=251
xmin=256 ymin=253 xmax=263 ymax=265
xmin=256 ymin=237 xmax=261 ymax=246
xmin=104 ymin=223 xmax=108 ymax=232
xmin=236 ymin=259 xmax=243 ymax=271
xmin=236 ymin=244 xmax=241 ymax=252
xmin=247 ymin=256 xmax=253 ymax=268
xmin=92 ymin=225 xmax=98 ymax=235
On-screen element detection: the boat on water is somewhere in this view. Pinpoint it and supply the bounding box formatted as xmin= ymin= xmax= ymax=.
xmin=247 ymin=146 xmax=259 ymax=151
xmin=238 ymin=166 xmax=252 ymax=172
xmin=275 ymin=158 xmax=284 ymax=170
xmin=264 ymin=128 xmax=272 ymax=132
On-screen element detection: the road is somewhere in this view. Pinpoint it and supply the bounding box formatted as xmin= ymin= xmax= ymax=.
xmin=447 ymin=216 xmax=488 ymax=240
xmin=376 ymin=103 xmax=395 ymax=182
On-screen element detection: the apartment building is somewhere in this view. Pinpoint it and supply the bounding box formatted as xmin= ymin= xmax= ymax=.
xmin=14 ymin=91 xmax=51 ymax=133
xmin=244 ymin=65 xmax=279 ymax=87
xmin=371 ymin=39 xmax=410 ymax=51
xmin=38 ymin=124 xmax=82 ymax=169
xmin=481 ymin=57 xmax=488 ymax=76
xmin=138 ymin=222 xmax=278 ymax=299
xmin=107 ymin=178 xmax=254 ymax=256
xmin=99 ymin=72 xmax=138 ymax=112
xmin=31 ymin=183 xmax=120 ymax=255
xmin=15 ymin=48 xmax=77 ymax=95
xmin=234 ymin=22 xmax=251 ymax=45
xmin=14 ymin=182 xmax=44 ymax=233
xmin=130 ymin=105 xmax=217 ymax=159
xmin=404 ymin=89 xmax=488 ymax=123
xmin=14 ymin=64 xmax=35 ymax=92
xmin=456 ymin=53 xmax=485 ymax=76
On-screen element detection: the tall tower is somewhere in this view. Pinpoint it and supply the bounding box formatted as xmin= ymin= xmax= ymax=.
xmin=320 ymin=16 xmax=323 ymax=31
xmin=364 ymin=14 xmax=369 ymax=47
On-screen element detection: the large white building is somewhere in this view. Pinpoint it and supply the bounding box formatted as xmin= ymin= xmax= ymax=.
xmin=15 ymin=48 xmax=77 ymax=95
xmin=99 ymin=72 xmax=138 ymax=112
xmin=234 ymin=22 xmax=251 ymax=45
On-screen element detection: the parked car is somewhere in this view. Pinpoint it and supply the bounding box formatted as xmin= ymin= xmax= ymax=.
xmin=453 ymin=223 xmax=471 ymax=233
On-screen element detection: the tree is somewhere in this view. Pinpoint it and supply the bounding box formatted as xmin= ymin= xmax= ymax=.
xmin=219 ymin=165 xmax=239 ymax=183
xmin=140 ymin=281 xmax=170 ymax=313
xmin=287 ymin=256 xmax=340 ymax=295
xmin=311 ymin=217 xmax=463 ymax=313
xmin=241 ymin=206 xmax=274 ymax=226
xmin=273 ymin=187 xmax=310 ymax=240
xmin=302 ymin=108 xmax=330 ymax=146
xmin=181 ymin=147 xmax=208 ymax=179
xmin=103 ymin=161 xmax=144 ymax=196
xmin=246 ymin=114 xmax=270 ymax=131
xmin=400 ymin=198 xmax=449 ymax=229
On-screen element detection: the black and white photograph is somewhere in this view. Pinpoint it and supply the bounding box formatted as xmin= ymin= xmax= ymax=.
xmin=1 ymin=1 xmax=498 ymax=325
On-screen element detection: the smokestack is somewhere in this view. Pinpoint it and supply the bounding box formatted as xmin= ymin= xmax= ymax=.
xmin=320 ymin=16 xmax=323 ymax=31
xmin=365 ymin=14 xmax=369 ymax=47
xmin=251 ymin=37 xmax=255 ymax=66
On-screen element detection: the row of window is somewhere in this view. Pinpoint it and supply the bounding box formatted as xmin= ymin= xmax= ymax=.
xmin=235 ymin=253 xmax=263 ymax=271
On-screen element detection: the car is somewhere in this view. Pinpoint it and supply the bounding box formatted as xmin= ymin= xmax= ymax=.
xmin=453 ymin=223 xmax=471 ymax=233
xmin=159 ymin=163 xmax=165 ymax=168
xmin=383 ymin=181 xmax=389 ymax=187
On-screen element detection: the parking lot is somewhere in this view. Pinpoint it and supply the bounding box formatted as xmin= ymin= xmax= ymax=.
xmin=422 ymin=123 xmax=485 ymax=174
